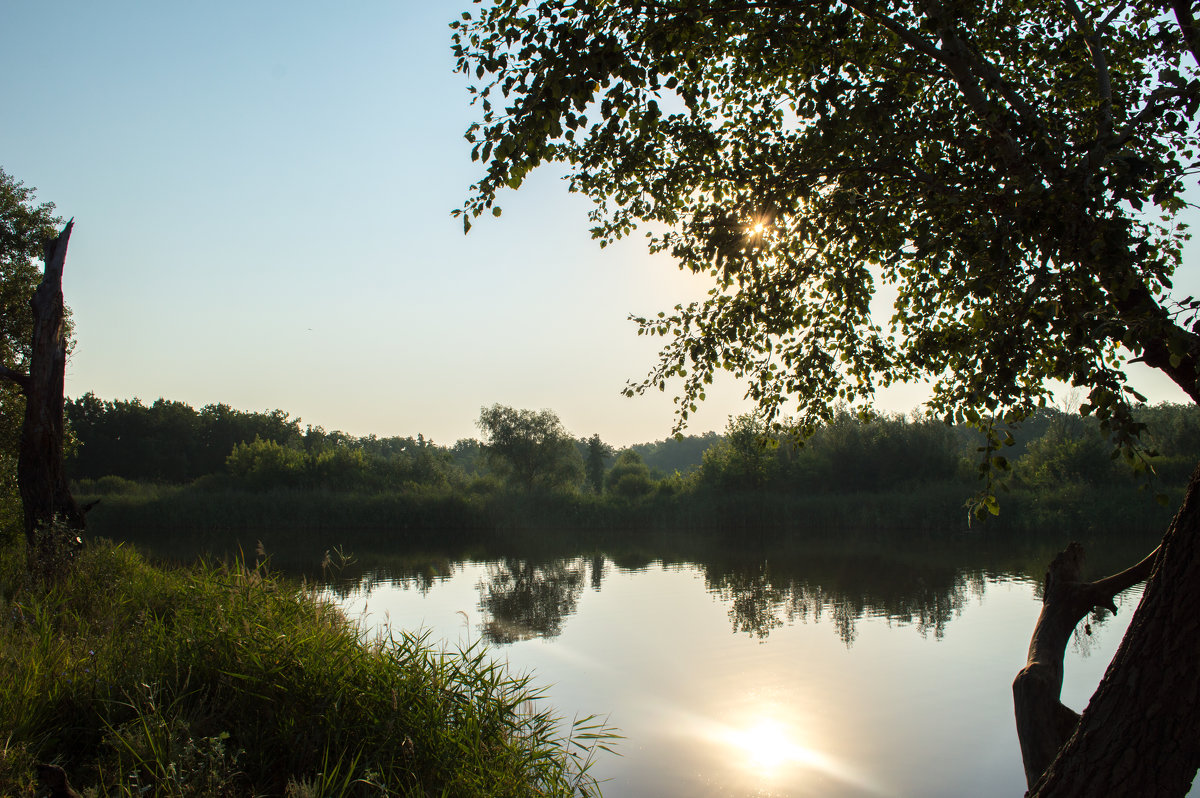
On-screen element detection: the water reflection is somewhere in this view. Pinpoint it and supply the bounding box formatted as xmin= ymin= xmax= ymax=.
xmin=478 ymin=558 xmax=587 ymax=643
xmin=725 ymin=719 xmax=885 ymax=796
xmin=706 ymin=558 xmax=984 ymax=646
xmin=107 ymin=525 xmax=1165 ymax=797
xmin=323 ymin=555 xmax=460 ymax=600
xmin=328 ymin=537 xmax=1145 ymax=647
xmin=725 ymin=718 xmax=813 ymax=774
xmin=113 ymin=520 xmax=1157 ymax=650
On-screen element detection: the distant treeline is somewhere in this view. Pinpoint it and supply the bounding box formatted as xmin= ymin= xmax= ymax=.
xmin=66 ymin=392 xmax=1200 ymax=500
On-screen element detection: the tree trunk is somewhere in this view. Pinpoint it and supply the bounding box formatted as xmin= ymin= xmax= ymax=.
xmin=15 ymin=221 xmax=84 ymax=578
xmin=1016 ymin=463 xmax=1200 ymax=796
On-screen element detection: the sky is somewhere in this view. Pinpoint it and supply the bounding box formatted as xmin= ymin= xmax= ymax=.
xmin=2 ymin=3 xmax=1197 ymax=447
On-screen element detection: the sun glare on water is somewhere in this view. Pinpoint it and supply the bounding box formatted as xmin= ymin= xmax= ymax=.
xmin=726 ymin=718 xmax=815 ymax=774
xmin=717 ymin=715 xmax=886 ymax=794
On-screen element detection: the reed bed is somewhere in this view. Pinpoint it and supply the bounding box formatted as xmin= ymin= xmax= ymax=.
xmin=0 ymin=539 xmax=615 ymax=797
xmin=77 ymin=478 xmax=1181 ymax=545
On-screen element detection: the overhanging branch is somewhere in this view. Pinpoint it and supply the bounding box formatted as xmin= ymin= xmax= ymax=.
xmin=1086 ymin=546 xmax=1159 ymax=613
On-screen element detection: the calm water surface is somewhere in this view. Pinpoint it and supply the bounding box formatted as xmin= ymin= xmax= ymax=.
xmin=330 ymin=554 xmax=1142 ymax=798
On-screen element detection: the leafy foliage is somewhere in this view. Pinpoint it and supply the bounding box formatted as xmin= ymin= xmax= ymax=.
xmin=66 ymin=394 xmax=304 ymax=482
xmin=477 ymin=405 xmax=584 ymax=492
xmin=582 ymin=433 xmax=615 ymax=494
xmin=65 ymin=394 xmax=465 ymax=493
xmin=699 ymin=414 xmax=778 ymax=491
xmin=1015 ymin=417 xmax=1118 ymax=490
xmin=605 ymin=449 xmax=654 ymax=498
xmin=226 ymin=438 xmax=311 ymax=489
xmin=698 ymin=410 xmax=962 ymax=492
xmin=453 ymin=0 xmax=1200 ymax=470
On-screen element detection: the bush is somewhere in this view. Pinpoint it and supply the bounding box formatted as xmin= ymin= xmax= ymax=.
xmin=1016 ymin=420 xmax=1119 ymax=489
xmin=606 ymin=451 xmax=654 ymax=499
xmin=225 ymin=438 xmax=307 ymax=489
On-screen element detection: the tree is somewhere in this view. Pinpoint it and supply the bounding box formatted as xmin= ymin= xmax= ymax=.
xmin=65 ymin=394 xmax=303 ymax=482
xmin=225 ymin=438 xmax=308 ymax=489
xmin=1016 ymin=415 xmax=1118 ymax=490
xmin=0 ymin=168 xmax=82 ymax=576
xmin=0 ymin=169 xmax=62 ymax=539
xmin=605 ymin=449 xmax=654 ymax=498
xmin=476 ymin=405 xmax=584 ymax=491
xmin=583 ymin=433 xmax=614 ymax=493
xmin=454 ymin=2 xmax=1200 ymax=792
xmin=699 ymin=413 xmax=777 ymax=491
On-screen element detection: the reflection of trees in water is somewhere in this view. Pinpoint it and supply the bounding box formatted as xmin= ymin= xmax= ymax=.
xmin=712 ymin=569 xmax=869 ymax=646
xmin=590 ymin=553 xmax=605 ymax=591
xmin=478 ymin=558 xmax=587 ymax=644
xmin=322 ymin=558 xmax=460 ymax=600
xmin=304 ymin=526 xmax=1158 ymax=648
xmin=706 ymin=555 xmax=986 ymax=646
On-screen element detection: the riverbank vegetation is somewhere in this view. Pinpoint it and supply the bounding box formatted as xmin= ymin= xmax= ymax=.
xmin=66 ymin=394 xmax=1196 ymax=542
xmin=0 ymin=534 xmax=613 ymax=796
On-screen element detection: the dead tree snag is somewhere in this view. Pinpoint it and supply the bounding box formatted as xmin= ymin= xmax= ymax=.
xmin=0 ymin=221 xmax=85 ymax=578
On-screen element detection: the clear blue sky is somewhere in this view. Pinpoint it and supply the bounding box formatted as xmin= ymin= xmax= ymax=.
xmin=2 ymin=3 xmax=1195 ymax=446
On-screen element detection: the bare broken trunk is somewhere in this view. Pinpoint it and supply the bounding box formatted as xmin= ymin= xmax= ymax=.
xmin=7 ymin=222 xmax=85 ymax=578
xmin=1015 ymin=462 xmax=1200 ymax=796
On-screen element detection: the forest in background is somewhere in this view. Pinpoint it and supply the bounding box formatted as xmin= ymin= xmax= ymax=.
xmin=61 ymin=392 xmax=1199 ymax=540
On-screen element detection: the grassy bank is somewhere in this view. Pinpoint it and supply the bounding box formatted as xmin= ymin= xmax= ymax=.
xmin=0 ymin=538 xmax=613 ymax=797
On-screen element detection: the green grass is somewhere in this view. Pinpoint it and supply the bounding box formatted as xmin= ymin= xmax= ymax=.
xmin=0 ymin=537 xmax=616 ymax=797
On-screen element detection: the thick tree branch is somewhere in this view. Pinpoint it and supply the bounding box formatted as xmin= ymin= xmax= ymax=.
xmin=1014 ymin=541 xmax=1160 ymax=788
xmin=1085 ymin=546 xmax=1159 ymax=613
xmin=0 ymin=365 xmax=31 ymax=393
xmin=1110 ymin=287 xmax=1200 ymax=404
xmin=1170 ymin=0 xmax=1200 ymax=70
xmin=837 ymin=0 xmax=1035 ymax=167
xmin=1112 ymin=84 xmax=1196 ymax=150
xmin=1030 ymin=464 xmax=1200 ymax=796
xmin=1063 ymin=0 xmax=1113 ymax=140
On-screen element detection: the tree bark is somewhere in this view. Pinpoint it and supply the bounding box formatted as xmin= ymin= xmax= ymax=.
xmin=1013 ymin=542 xmax=1158 ymax=787
xmin=1018 ymin=463 xmax=1200 ymax=796
xmin=13 ymin=221 xmax=85 ymax=578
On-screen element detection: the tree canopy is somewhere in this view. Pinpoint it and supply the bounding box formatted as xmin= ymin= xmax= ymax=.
xmin=454 ymin=4 xmax=1200 ymax=791
xmin=452 ymin=0 xmax=1200 ymax=462
xmin=477 ymin=404 xmax=584 ymax=491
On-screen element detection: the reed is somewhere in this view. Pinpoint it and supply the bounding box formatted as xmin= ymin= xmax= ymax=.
xmin=75 ymin=476 xmax=1182 ymax=549
xmin=0 ymin=538 xmax=616 ymax=796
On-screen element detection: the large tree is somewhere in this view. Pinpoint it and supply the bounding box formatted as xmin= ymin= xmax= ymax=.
xmin=477 ymin=404 xmax=584 ymax=491
xmin=0 ymin=169 xmax=82 ymax=576
xmin=453 ymin=1 xmax=1200 ymax=793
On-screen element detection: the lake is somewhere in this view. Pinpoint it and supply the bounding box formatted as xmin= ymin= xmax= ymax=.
xmin=305 ymin=531 xmax=1157 ymax=798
